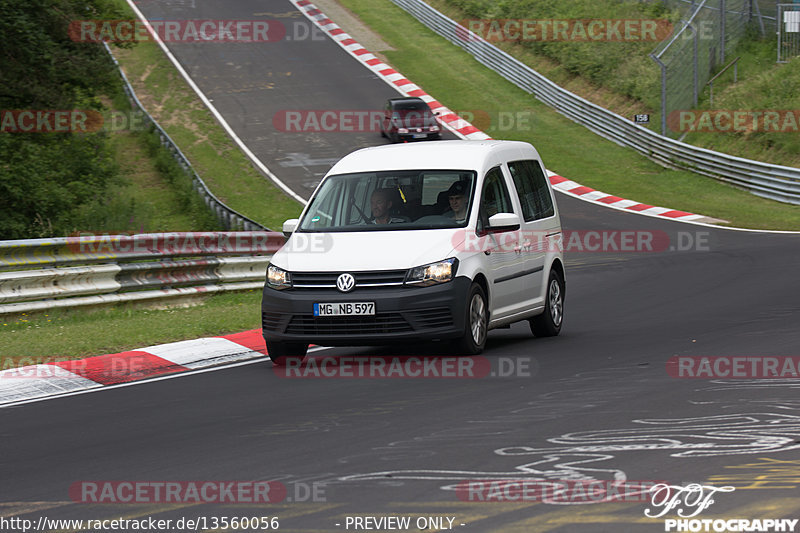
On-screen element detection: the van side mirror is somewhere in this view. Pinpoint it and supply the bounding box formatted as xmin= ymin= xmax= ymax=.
xmin=488 ymin=213 xmax=520 ymax=232
xmin=282 ymin=219 xmax=299 ymax=237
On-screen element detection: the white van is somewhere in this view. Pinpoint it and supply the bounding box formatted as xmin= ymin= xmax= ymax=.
xmin=262 ymin=140 xmax=564 ymax=364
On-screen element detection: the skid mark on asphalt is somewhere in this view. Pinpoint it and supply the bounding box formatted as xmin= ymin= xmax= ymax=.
xmin=338 ymin=412 xmax=800 ymax=508
xmin=0 ymin=501 xmax=71 ymax=516
xmin=698 ymin=380 xmax=800 ymax=392
xmin=242 ymin=396 xmax=441 ymax=437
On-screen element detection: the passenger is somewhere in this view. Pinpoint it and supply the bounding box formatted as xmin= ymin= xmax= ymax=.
xmin=370 ymin=188 xmax=406 ymax=224
xmin=443 ymin=181 xmax=469 ymax=222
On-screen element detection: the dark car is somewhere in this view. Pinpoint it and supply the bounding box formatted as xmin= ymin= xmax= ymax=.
xmin=380 ymin=97 xmax=441 ymax=143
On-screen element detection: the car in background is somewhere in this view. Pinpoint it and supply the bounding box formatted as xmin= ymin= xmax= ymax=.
xmin=262 ymin=140 xmax=565 ymax=364
xmin=380 ymin=97 xmax=441 ymax=143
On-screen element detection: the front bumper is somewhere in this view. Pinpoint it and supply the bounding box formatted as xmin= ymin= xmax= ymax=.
xmin=261 ymin=277 xmax=470 ymax=346
xmin=397 ymin=131 xmax=441 ymax=141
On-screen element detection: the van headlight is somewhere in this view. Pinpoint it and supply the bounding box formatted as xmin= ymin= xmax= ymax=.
xmin=406 ymin=258 xmax=458 ymax=287
xmin=267 ymin=264 xmax=292 ymax=290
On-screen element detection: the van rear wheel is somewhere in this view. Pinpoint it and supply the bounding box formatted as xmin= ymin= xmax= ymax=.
xmin=266 ymin=341 xmax=308 ymax=365
xmin=454 ymin=283 xmax=488 ymax=355
xmin=530 ymin=271 xmax=564 ymax=337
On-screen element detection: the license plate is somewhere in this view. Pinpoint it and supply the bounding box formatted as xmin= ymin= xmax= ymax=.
xmin=412 ymin=134 xmax=427 ymax=139
xmin=314 ymin=302 xmax=375 ymax=317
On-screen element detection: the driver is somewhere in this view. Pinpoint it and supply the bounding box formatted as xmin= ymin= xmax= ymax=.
xmin=370 ymin=188 xmax=406 ymax=224
xmin=443 ymin=181 xmax=468 ymax=222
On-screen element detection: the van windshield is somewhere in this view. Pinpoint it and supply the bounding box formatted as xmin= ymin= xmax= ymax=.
xmin=298 ymin=170 xmax=477 ymax=232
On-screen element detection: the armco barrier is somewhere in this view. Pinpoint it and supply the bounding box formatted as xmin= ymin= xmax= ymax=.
xmin=391 ymin=0 xmax=800 ymax=205
xmin=105 ymin=43 xmax=269 ymax=231
xmin=0 ymin=232 xmax=284 ymax=315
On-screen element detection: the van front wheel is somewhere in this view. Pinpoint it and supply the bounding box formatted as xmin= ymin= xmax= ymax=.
xmin=266 ymin=341 xmax=308 ymax=366
xmin=455 ymin=283 xmax=488 ymax=355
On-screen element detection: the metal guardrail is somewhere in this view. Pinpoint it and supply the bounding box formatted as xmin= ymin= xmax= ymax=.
xmin=392 ymin=0 xmax=800 ymax=205
xmin=0 ymin=47 xmax=284 ymax=314
xmin=105 ymin=43 xmax=269 ymax=231
xmin=0 ymin=232 xmax=285 ymax=315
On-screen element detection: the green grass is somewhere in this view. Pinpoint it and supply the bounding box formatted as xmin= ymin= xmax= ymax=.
xmin=111 ymin=40 xmax=303 ymax=230
xmin=682 ymin=35 xmax=800 ymax=168
xmin=100 ymin=124 xmax=220 ymax=233
xmin=340 ymin=0 xmax=800 ymax=230
xmin=429 ymin=0 xmax=800 ymax=170
xmin=0 ymin=291 xmax=263 ymax=365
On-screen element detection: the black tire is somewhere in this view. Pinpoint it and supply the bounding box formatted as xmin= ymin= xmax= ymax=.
xmin=454 ymin=283 xmax=488 ymax=355
xmin=266 ymin=341 xmax=308 ymax=365
xmin=530 ymin=270 xmax=564 ymax=337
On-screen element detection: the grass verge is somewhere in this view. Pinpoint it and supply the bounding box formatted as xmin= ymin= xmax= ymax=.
xmin=110 ymin=37 xmax=303 ymax=230
xmin=0 ymin=291 xmax=263 ymax=365
xmin=100 ymin=111 xmax=221 ymax=233
xmin=340 ymin=0 xmax=800 ymax=230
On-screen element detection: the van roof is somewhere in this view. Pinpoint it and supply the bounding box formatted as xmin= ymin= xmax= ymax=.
xmin=328 ymin=140 xmax=538 ymax=175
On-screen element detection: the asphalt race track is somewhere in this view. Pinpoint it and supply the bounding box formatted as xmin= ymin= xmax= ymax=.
xmin=2 ymin=1 xmax=800 ymax=532
xmin=124 ymin=0 xmax=458 ymax=198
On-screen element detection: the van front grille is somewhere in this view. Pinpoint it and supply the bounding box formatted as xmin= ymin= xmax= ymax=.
xmin=291 ymin=270 xmax=408 ymax=290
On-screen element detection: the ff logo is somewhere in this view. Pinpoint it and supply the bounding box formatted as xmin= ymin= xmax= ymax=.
xmin=645 ymin=483 xmax=735 ymax=518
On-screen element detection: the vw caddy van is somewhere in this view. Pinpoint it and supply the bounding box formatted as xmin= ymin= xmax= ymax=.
xmin=262 ymin=140 xmax=565 ymax=364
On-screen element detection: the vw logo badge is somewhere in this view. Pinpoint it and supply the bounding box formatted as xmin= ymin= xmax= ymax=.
xmin=336 ymin=273 xmax=355 ymax=293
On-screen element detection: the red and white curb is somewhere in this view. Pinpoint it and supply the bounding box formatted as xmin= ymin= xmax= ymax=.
xmin=544 ymin=171 xmax=711 ymax=222
xmin=0 ymin=329 xmax=269 ymax=406
xmin=292 ymin=0 xmax=714 ymax=224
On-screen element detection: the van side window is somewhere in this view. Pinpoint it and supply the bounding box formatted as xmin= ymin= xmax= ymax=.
xmin=478 ymin=166 xmax=513 ymax=233
xmin=507 ymin=160 xmax=554 ymax=221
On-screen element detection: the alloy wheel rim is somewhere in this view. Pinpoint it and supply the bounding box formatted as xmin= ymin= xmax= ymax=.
xmin=470 ymin=293 xmax=487 ymax=345
xmin=549 ymin=279 xmax=563 ymax=327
